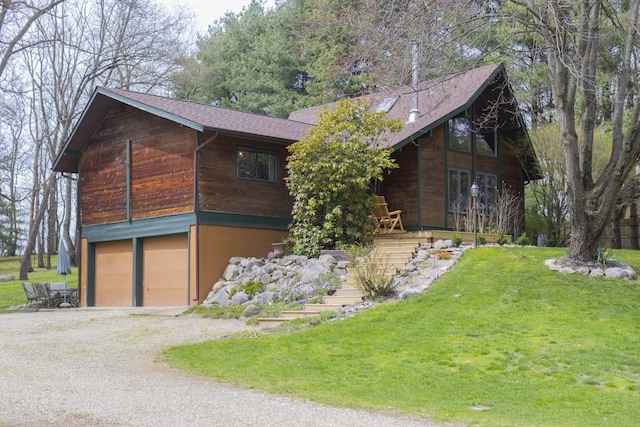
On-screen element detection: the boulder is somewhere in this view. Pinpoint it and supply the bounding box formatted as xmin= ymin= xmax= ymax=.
xmin=204 ymin=288 xmax=230 ymax=307
xmin=605 ymin=267 xmax=628 ymax=280
xmin=299 ymin=259 xmax=330 ymax=283
xmin=241 ymin=304 xmax=261 ymax=317
xmin=231 ymin=291 xmax=249 ymax=305
xmin=0 ymin=274 xmax=15 ymax=282
xmin=253 ymin=291 xmax=275 ymax=305
xmin=318 ymin=254 xmax=337 ymax=266
xmin=211 ymin=280 xmax=227 ymax=293
xmin=222 ymin=264 xmax=240 ymax=281
xmin=589 ymin=268 xmax=605 ymax=277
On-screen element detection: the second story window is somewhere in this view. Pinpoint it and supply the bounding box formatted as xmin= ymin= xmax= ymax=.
xmin=236 ymin=147 xmax=277 ymax=182
xmin=448 ymin=113 xmax=470 ymax=153
xmin=476 ymin=130 xmax=497 ymax=157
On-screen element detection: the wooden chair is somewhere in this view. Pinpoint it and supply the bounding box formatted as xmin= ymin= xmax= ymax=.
xmin=373 ymin=196 xmax=404 ymax=233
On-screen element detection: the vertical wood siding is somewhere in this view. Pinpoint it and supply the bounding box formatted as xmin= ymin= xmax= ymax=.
xmin=198 ymin=135 xmax=293 ymax=217
xmin=381 ymin=142 xmax=419 ymax=226
xmin=80 ymin=105 xmax=194 ymax=226
xmin=421 ymin=126 xmax=447 ymax=227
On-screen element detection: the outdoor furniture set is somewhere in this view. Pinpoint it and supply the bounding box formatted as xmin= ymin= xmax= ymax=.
xmin=21 ymin=281 xmax=79 ymax=308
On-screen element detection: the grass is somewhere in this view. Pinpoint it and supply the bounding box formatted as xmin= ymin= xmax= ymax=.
xmin=0 ymin=255 xmax=78 ymax=310
xmin=164 ymin=247 xmax=640 ymax=426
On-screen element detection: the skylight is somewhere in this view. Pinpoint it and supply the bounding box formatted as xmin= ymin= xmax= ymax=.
xmin=376 ymin=96 xmax=399 ymax=113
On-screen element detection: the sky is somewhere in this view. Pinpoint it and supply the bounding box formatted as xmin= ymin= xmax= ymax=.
xmin=160 ymin=0 xmax=277 ymax=35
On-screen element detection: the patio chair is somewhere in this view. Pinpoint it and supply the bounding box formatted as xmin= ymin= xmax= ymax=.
xmin=32 ymin=282 xmax=60 ymax=308
xmin=373 ymin=196 xmax=404 ymax=233
xmin=21 ymin=282 xmax=38 ymax=307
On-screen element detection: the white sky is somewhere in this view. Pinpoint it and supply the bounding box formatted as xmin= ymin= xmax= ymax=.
xmin=159 ymin=0 xmax=277 ymax=35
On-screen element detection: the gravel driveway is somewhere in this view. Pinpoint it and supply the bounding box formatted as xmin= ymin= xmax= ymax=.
xmin=0 ymin=308 xmax=439 ymax=426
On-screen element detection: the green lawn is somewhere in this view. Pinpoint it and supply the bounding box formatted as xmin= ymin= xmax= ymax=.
xmin=164 ymin=247 xmax=640 ymax=427
xmin=0 ymin=256 xmax=78 ymax=310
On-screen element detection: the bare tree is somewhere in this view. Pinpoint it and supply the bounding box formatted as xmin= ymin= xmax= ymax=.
xmin=508 ymin=0 xmax=640 ymax=261
xmin=15 ymin=0 xmax=193 ymax=279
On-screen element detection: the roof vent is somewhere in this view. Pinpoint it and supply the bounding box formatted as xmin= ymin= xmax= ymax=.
xmin=407 ymin=43 xmax=420 ymax=123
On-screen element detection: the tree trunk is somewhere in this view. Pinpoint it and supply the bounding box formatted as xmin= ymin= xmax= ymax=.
xmin=20 ymin=175 xmax=56 ymax=280
xmin=631 ymin=202 xmax=639 ymax=250
xmin=610 ymin=207 xmax=623 ymax=249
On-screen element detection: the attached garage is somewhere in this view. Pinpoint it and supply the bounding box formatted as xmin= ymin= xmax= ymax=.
xmin=89 ymin=233 xmax=189 ymax=307
xmin=142 ymin=234 xmax=189 ymax=306
xmin=94 ymin=240 xmax=133 ymax=306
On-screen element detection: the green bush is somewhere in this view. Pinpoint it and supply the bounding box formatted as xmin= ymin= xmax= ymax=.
xmin=496 ymin=229 xmax=508 ymax=245
xmin=285 ymin=99 xmax=403 ymax=257
xmin=515 ymin=232 xmax=529 ymax=246
xmin=451 ymin=234 xmax=463 ymax=247
xmin=319 ymin=310 xmax=337 ymax=321
xmin=477 ymin=236 xmax=487 ymax=246
xmin=229 ymin=279 xmax=264 ymax=299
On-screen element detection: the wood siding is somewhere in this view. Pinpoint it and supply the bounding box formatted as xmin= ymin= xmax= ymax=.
xmin=80 ymin=105 xmax=194 ymax=226
xmin=198 ymin=225 xmax=288 ymax=302
xmin=380 ymin=121 xmax=528 ymax=231
xmin=198 ymin=135 xmax=292 ymax=218
xmin=421 ymin=126 xmax=447 ymax=227
xmin=381 ymin=142 xmax=419 ymax=226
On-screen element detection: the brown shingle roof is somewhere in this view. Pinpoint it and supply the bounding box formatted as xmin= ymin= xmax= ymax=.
xmin=289 ymin=63 xmax=506 ymax=149
xmin=53 ymin=87 xmax=312 ymax=172
xmin=103 ymin=88 xmax=312 ymax=141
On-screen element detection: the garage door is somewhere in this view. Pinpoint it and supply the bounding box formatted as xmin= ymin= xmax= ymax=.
xmin=143 ymin=234 xmax=188 ymax=306
xmin=95 ymin=240 xmax=133 ymax=306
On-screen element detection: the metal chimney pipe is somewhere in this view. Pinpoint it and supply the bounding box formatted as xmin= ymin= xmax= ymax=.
xmin=408 ymin=42 xmax=420 ymax=123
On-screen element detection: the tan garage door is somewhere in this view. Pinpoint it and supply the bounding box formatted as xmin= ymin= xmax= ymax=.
xmin=95 ymin=240 xmax=133 ymax=306
xmin=143 ymin=234 xmax=188 ymax=306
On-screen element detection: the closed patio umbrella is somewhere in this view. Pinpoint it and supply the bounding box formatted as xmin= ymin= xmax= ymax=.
xmin=57 ymin=239 xmax=72 ymax=283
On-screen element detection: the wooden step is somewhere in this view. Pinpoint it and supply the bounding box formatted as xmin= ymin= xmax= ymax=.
xmin=334 ymin=288 xmax=363 ymax=297
xmin=324 ymin=295 xmax=364 ymax=305
xmin=304 ymin=303 xmax=347 ymax=312
xmin=281 ymin=310 xmax=323 ymax=319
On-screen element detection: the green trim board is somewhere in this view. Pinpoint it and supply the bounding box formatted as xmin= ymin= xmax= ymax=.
xmin=86 ymin=243 xmax=96 ymax=307
xmin=82 ymin=213 xmax=195 ymax=242
xmin=198 ymin=211 xmax=291 ymax=230
xmin=133 ymin=237 xmax=143 ymax=307
xmin=82 ymin=211 xmax=291 ymax=243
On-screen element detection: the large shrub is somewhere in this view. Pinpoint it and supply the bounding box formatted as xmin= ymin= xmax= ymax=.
xmin=285 ymin=99 xmax=403 ymax=257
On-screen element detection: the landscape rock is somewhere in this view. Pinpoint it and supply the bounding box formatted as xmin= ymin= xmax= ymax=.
xmin=211 ymin=280 xmax=226 ymax=293
xmin=0 ymin=274 xmax=15 ymax=282
xmin=222 ymin=264 xmax=240 ymax=281
xmin=544 ymin=257 xmax=636 ymax=280
xmin=203 ymin=288 xmax=230 ymax=307
xmin=604 ymin=267 xmax=628 ymax=279
xmin=241 ymin=304 xmax=261 ymax=318
xmin=231 ymin=291 xmax=249 ymax=305
xmin=433 ymin=239 xmax=447 ymax=249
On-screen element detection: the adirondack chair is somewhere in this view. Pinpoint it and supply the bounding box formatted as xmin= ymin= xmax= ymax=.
xmin=373 ymin=196 xmax=404 ymax=233
xmin=21 ymin=282 xmax=38 ymax=307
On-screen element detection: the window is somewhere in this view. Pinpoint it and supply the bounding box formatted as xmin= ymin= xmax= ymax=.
xmin=236 ymin=147 xmax=277 ymax=182
xmin=476 ymin=130 xmax=497 ymax=157
xmin=449 ymin=168 xmax=470 ymax=213
xmin=448 ymin=114 xmax=470 ymax=153
xmin=476 ymin=172 xmax=498 ymax=214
